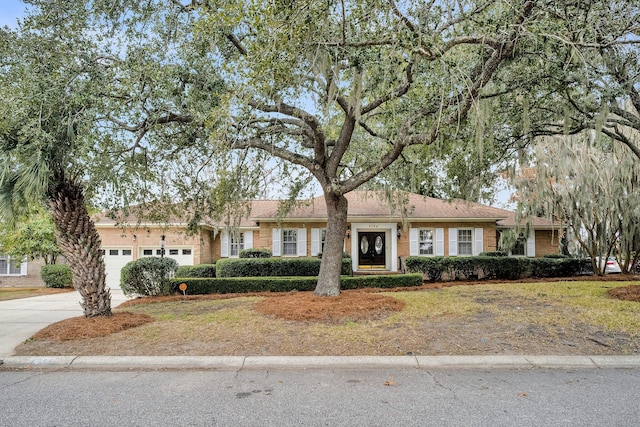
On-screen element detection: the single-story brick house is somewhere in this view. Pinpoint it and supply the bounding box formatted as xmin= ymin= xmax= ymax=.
xmin=94 ymin=191 xmax=562 ymax=289
xmin=0 ymin=252 xmax=45 ymax=287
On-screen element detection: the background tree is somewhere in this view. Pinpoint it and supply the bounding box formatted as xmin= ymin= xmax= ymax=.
xmin=491 ymin=2 xmax=640 ymax=158
xmin=0 ymin=211 xmax=61 ymax=265
xmin=511 ymin=135 xmax=640 ymax=274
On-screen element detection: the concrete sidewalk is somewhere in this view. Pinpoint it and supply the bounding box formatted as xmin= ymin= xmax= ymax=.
xmin=2 ymin=290 xmax=640 ymax=371
xmin=0 ymin=288 xmax=129 ymax=357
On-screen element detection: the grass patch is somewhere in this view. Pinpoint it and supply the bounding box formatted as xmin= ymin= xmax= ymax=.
xmin=0 ymin=287 xmax=72 ymax=301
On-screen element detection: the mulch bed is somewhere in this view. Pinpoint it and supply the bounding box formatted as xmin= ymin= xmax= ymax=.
xmin=253 ymin=291 xmax=405 ymax=322
xmin=32 ymin=312 xmax=153 ymax=341
xmin=607 ymin=285 xmax=640 ymax=302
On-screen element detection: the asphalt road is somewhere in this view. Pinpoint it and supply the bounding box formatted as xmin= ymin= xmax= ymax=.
xmin=1 ymin=367 xmax=639 ymax=426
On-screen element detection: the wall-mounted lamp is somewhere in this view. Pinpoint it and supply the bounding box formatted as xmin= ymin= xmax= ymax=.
xmin=397 ymin=225 xmax=402 ymax=238
xmin=132 ymin=234 xmax=137 ymax=241
xmin=346 ymin=225 xmax=351 ymax=239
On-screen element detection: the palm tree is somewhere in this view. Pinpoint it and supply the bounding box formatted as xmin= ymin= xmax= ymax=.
xmin=0 ymin=21 xmax=111 ymax=317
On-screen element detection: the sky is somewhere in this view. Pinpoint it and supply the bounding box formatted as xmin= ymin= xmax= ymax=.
xmin=0 ymin=0 xmax=26 ymax=28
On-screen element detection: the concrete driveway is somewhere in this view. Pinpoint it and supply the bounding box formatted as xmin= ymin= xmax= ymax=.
xmin=0 ymin=289 xmax=128 ymax=357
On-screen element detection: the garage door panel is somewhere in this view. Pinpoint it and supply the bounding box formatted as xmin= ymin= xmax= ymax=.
xmin=103 ymin=247 xmax=133 ymax=290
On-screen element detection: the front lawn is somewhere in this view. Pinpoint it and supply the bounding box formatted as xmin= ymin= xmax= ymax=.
xmin=14 ymin=280 xmax=640 ymax=356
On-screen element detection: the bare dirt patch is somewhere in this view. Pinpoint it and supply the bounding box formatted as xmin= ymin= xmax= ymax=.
xmin=607 ymin=285 xmax=640 ymax=302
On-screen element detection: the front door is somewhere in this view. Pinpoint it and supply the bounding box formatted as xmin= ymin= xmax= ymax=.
xmin=358 ymin=232 xmax=386 ymax=269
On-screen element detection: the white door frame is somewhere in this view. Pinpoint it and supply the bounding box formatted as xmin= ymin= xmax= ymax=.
xmin=349 ymin=223 xmax=398 ymax=272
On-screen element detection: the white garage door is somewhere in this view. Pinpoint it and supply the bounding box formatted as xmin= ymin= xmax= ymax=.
xmin=139 ymin=247 xmax=194 ymax=267
xmin=102 ymin=248 xmax=133 ymax=290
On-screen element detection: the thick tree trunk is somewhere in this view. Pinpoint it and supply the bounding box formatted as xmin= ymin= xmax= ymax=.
xmin=49 ymin=178 xmax=111 ymax=317
xmin=314 ymin=192 xmax=348 ymax=296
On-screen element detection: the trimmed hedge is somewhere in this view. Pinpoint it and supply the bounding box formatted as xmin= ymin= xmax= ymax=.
xmin=479 ymin=251 xmax=508 ymax=257
xmin=239 ymin=248 xmax=272 ymax=258
xmin=405 ymin=256 xmax=592 ymax=282
xmin=216 ymin=257 xmax=352 ymax=278
xmin=171 ymin=273 xmax=423 ymax=295
xmin=176 ymin=264 xmax=216 ymax=278
xmin=40 ymin=264 xmax=73 ymax=288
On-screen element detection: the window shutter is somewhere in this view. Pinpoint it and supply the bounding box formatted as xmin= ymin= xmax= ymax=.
xmin=244 ymin=231 xmax=253 ymax=249
xmin=272 ymin=228 xmax=281 ymax=256
xmin=220 ymin=230 xmax=229 ymax=258
xmin=474 ymin=228 xmax=484 ymax=256
xmin=297 ymin=228 xmax=307 ymax=256
xmin=527 ymin=231 xmax=536 ymax=257
xmin=311 ymin=228 xmax=320 ymax=256
xmin=435 ymin=228 xmax=445 ymax=256
xmin=449 ymin=228 xmax=458 ymax=256
xmin=409 ymin=228 xmax=419 ymax=256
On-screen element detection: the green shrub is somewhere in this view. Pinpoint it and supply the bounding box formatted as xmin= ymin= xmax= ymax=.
xmin=406 ymin=255 xmax=589 ymax=281
xmin=176 ymin=264 xmax=216 ymax=278
xmin=120 ymin=257 xmax=178 ymax=296
xmin=239 ymin=248 xmax=272 ymax=258
xmin=341 ymin=274 xmax=423 ymax=290
xmin=216 ymin=257 xmax=352 ymax=277
xmin=40 ymin=264 xmax=73 ymax=288
xmin=404 ymin=257 xmax=444 ymax=282
xmin=170 ymin=273 xmax=422 ymax=295
xmin=479 ymin=251 xmax=508 ymax=257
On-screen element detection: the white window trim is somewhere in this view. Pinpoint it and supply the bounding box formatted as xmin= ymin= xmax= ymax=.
xmin=410 ymin=228 xmax=439 ymax=257
xmin=0 ymin=253 xmax=27 ymax=276
xmin=282 ymin=229 xmax=297 ymax=256
xmin=311 ymin=228 xmax=327 ymax=256
xmin=457 ymin=228 xmax=474 ymax=256
xmin=221 ymin=229 xmax=254 ymax=258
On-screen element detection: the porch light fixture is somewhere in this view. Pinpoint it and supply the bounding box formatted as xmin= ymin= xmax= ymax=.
xmin=160 ymin=234 xmax=166 ymax=258
xmin=346 ymin=225 xmax=351 ymax=239
xmin=397 ymin=225 xmax=402 ymax=238
xmin=132 ymin=234 xmax=137 ymax=241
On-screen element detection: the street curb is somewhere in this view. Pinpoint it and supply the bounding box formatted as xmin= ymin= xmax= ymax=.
xmin=2 ymin=355 xmax=640 ymax=370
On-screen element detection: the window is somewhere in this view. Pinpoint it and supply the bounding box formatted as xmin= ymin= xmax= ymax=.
xmin=512 ymin=233 xmax=526 ymax=256
xmin=156 ymin=249 xmax=163 ymax=256
xmin=0 ymin=252 xmax=24 ymax=276
xmin=122 ymin=250 xmax=132 ymax=256
xmin=109 ymin=249 xmax=119 ymax=256
xmin=419 ymin=229 xmax=434 ymax=255
xmin=458 ymin=229 xmax=473 ymax=256
xmin=282 ymin=229 xmax=297 ymax=256
xmin=143 ymin=249 xmax=153 ymax=256
xmin=321 ymin=229 xmax=326 ymax=253
xmin=169 ymin=249 xmax=179 ymax=256
xmin=230 ymin=232 xmax=244 ymax=257
xmin=182 ymin=249 xmax=192 ymax=255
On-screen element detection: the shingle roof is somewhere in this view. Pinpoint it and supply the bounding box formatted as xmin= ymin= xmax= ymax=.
xmin=93 ymin=190 xmax=555 ymax=228
xmin=252 ymin=191 xmax=510 ymax=221
xmin=496 ymin=210 xmax=561 ymax=229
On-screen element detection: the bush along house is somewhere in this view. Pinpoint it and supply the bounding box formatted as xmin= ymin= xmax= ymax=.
xmin=93 ymin=191 xmax=562 ymax=289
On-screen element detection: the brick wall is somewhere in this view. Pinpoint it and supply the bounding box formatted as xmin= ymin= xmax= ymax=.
xmin=535 ymin=229 xmax=560 ymax=257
